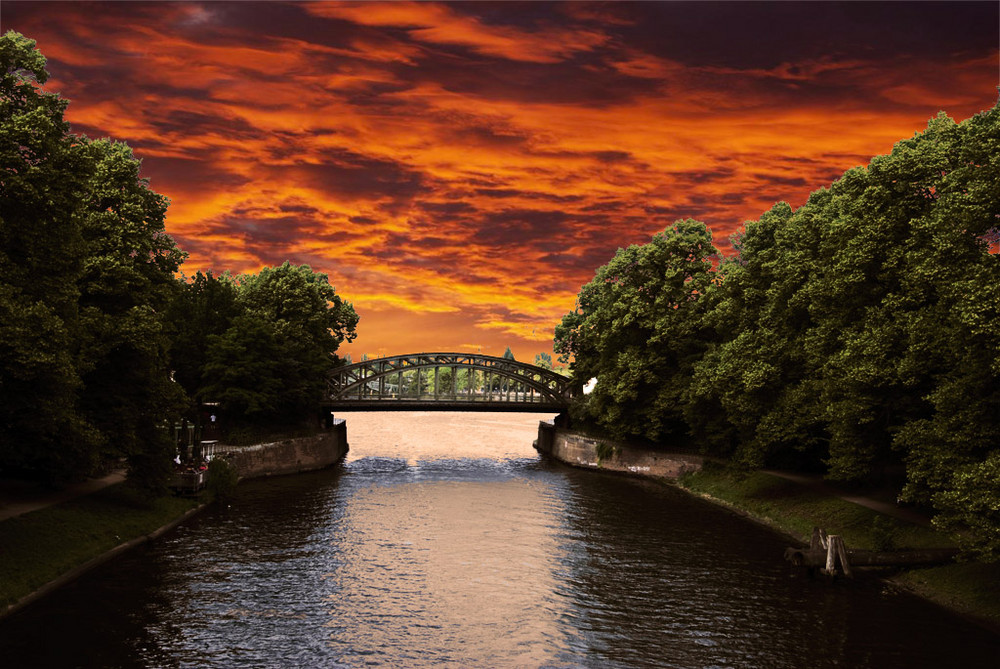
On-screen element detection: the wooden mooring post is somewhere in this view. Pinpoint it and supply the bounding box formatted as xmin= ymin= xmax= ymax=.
xmin=805 ymin=527 xmax=852 ymax=578
xmin=785 ymin=527 xmax=957 ymax=578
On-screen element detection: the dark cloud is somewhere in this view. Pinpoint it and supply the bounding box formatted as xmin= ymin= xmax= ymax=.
xmin=754 ymin=173 xmax=810 ymax=188
xmin=666 ymin=167 xmax=739 ymax=187
xmin=150 ymin=110 xmax=262 ymax=141
xmin=475 ymin=188 xmax=584 ymax=203
xmin=592 ymin=150 xmax=632 ymax=163
xmin=209 ymin=214 xmax=316 ymax=247
xmin=579 ymin=199 xmax=631 ymax=213
xmin=139 ymin=156 xmax=251 ymax=192
xmin=612 ymin=1 xmax=998 ymax=69
xmin=277 ymin=202 xmax=322 ymax=215
xmin=405 ymin=48 xmax=661 ymax=107
xmin=286 ymin=149 xmax=429 ymax=201
xmin=416 ymin=200 xmax=479 ymax=215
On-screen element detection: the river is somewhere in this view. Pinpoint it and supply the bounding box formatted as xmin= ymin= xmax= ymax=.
xmin=1 ymin=412 xmax=997 ymax=667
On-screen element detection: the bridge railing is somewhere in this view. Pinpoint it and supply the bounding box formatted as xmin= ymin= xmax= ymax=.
xmin=327 ymin=352 xmax=576 ymax=407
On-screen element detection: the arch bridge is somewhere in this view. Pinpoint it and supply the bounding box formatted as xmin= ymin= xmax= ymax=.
xmin=326 ymin=352 xmax=576 ymax=412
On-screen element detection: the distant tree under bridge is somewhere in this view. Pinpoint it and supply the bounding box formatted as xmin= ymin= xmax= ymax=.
xmin=326 ymin=352 xmax=577 ymax=412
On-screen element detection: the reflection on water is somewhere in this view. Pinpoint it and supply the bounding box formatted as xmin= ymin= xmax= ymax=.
xmin=0 ymin=412 xmax=998 ymax=668
xmin=326 ymin=470 xmax=566 ymax=666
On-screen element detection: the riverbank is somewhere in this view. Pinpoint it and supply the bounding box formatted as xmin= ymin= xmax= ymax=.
xmin=1 ymin=427 xmax=350 ymax=620
xmin=537 ymin=424 xmax=1000 ymax=630
xmin=0 ymin=484 xmax=203 ymax=618
xmin=679 ymin=465 xmax=1000 ymax=630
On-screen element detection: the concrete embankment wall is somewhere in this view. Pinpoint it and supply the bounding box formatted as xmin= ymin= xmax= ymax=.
xmin=2 ymin=423 xmax=350 ymax=621
xmin=536 ymin=421 xmax=702 ymax=479
xmin=224 ymin=421 xmax=349 ymax=481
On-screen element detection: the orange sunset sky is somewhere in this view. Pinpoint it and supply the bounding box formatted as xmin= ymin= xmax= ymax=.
xmin=5 ymin=1 xmax=998 ymax=362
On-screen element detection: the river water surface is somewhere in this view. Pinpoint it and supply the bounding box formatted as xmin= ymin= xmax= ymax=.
xmin=1 ymin=412 xmax=998 ymax=667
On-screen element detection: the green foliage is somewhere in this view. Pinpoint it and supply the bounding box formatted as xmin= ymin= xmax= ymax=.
xmin=896 ymin=562 xmax=1000 ymax=627
xmin=930 ymin=452 xmax=1000 ymax=562
xmin=206 ymin=457 xmax=239 ymax=501
xmin=0 ymin=483 xmax=199 ymax=607
xmin=679 ymin=468 xmax=948 ymax=551
xmin=236 ymin=261 xmax=358 ymax=352
xmin=163 ymin=271 xmax=240 ymax=402
xmin=558 ymin=98 xmax=1000 ymax=561
xmin=684 ymin=103 xmax=1000 ymax=559
xmin=871 ymin=515 xmax=899 ymax=552
xmin=0 ymin=32 xmax=93 ymax=480
xmin=196 ymin=262 xmax=359 ymax=429
xmin=502 ymin=346 xmax=515 ymax=360
xmin=1 ymin=32 xmax=185 ymax=489
xmin=534 ymin=351 xmax=553 ymax=369
xmin=594 ymin=441 xmax=619 ymax=463
xmin=75 ymin=137 xmax=187 ymax=489
xmin=436 ymin=366 xmax=455 ymax=394
xmin=555 ymin=219 xmax=719 ymax=442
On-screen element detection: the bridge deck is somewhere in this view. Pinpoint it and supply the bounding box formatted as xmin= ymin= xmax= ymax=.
xmin=327 ymin=352 xmax=576 ymax=412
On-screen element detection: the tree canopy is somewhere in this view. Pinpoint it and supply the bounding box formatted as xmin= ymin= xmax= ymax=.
xmin=1 ymin=32 xmax=186 ymax=489
xmin=555 ymin=219 xmax=719 ymax=443
xmin=196 ymin=262 xmax=359 ymax=427
xmin=1 ymin=33 xmax=361 ymax=490
xmin=558 ymin=101 xmax=1000 ymax=559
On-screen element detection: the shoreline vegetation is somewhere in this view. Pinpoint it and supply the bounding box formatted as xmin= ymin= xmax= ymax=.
xmin=7 ymin=442 xmax=999 ymax=633
xmin=547 ymin=88 xmax=1000 ymax=635
xmin=1 ymin=32 xmax=359 ymax=499
xmin=0 ymin=483 xmax=202 ymax=618
xmin=539 ymin=424 xmax=1000 ymax=632
xmin=1 ymin=427 xmax=348 ymax=620
xmin=674 ymin=464 xmax=1000 ymax=631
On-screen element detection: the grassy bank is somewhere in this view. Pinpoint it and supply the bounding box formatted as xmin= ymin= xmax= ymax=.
xmin=678 ymin=464 xmax=1000 ymax=627
xmin=0 ymin=485 xmax=200 ymax=610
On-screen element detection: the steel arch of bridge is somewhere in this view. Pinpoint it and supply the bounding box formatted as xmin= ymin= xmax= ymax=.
xmin=326 ymin=352 xmax=576 ymax=411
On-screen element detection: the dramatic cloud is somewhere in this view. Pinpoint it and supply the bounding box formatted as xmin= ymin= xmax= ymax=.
xmin=6 ymin=1 xmax=997 ymax=360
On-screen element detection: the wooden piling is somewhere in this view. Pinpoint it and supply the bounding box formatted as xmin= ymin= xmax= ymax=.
xmin=786 ymin=527 xmax=955 ymax=576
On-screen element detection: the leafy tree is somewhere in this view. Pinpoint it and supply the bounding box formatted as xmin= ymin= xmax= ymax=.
xmin=688 ymin=102 xmax=1000 ymax=557
xmin=931 ymin=452 xmax=1000 ymax=562
xmin=236 ymin=262 xmax=358 ymax=353
xmin=552 ymin=99 xmax=1000 ymax=556
xmin=74 ymin=138 xmax=187 ymax=491
xmin=1 ymin=32 xmax=185 ymax=490
xmin=534 ymin=351 xmax=553 ymax=370
xmin=555 ymin=220 xmax=719 ymax=442
xmin=164 ymin=271 xmax=241 ymax=405
xmin=202 ymin=262 xmax=358 ymax=427
xmin=687 ymin=200 xmax=830 ymax=469
xmin=201 ymin=314 xmax=288 ymax=418
xmin=0 ymin=32 xmax=93 ymax=480
xmin=886 ymin=105 xmax=1000 ymax=556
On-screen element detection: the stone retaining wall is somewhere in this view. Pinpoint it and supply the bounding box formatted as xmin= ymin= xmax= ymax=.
xmin=536 ymin=421 xmax=702 ymax=479
xmin=224 ymin=421 xmax=348 ymax=481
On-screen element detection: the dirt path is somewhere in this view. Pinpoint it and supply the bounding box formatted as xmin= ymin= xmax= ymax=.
xmin=763 ymin=469 xmax=933 ymax=527
xmin=0 ymin=470 xmax=126 ymax=522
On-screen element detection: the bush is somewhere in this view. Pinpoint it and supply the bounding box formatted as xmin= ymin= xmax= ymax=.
xmin=206 ymin=458 xmax=239 ymax=501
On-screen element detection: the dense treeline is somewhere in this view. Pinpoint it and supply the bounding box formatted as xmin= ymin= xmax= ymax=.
xmin=166 ymin=265 xmax=357 ymax=430
xmin=556 ymin=100 xmax=1000 ymax=560
xmin=1 ymin=33 xmax=357 ymax=491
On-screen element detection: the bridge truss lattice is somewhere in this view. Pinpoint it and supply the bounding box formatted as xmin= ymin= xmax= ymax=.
xmin=326 ymin=352 xmax=576 ymax=412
